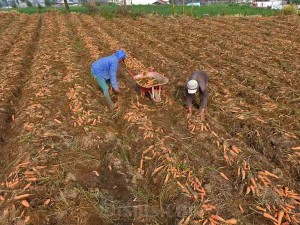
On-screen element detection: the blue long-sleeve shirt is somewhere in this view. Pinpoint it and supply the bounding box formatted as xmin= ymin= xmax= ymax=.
xmin=91 ymin=50 xmax=126 ymax=90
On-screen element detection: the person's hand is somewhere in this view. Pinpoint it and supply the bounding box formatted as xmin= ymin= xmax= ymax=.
xmin=148 ymin=67 xmax=155 ymax=72
xmin=114 ymin=88 xmax=120 ymax=93
xmin=199 ymin=109 xmax=205 ymax=121
xmin=109 ymin=103 xmax=115 ymax=110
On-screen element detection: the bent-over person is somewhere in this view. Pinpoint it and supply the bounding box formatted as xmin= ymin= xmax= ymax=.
xmin=185 ymin=70 xmax=209 ymax=120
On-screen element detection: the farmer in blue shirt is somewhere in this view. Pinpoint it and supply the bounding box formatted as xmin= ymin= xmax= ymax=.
xmin=91 ymin=50 xmax=126 ymax=109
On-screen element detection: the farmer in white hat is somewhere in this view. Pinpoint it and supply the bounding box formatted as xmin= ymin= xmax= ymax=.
xmin=186 ymin=70 xmax=209 ymax=120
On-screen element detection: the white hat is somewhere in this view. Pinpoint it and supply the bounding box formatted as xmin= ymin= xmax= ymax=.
xmin=187 ymin=80 xmax=198 ymax=94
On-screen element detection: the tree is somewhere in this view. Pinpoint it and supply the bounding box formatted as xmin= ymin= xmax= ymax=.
xmin=26 ymin=0 xmax=33 ymax=6
xmin=63 ymin=0 xmax=70 ymax=12
xmin=171 ymin=0 xmax=175 ymax=14
xmin=291 ymin=0 xmax=300 ymax=4
xmin=190 ymin=0 xmax=194 ymax=16
xmin=45 ymin=0 xmax=52 ymax=6
xmin=12 ymin=0 xmax=18 ymax=7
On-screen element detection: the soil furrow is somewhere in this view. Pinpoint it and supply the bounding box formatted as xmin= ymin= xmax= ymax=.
xmin=0 ymin=15 xmax=41 ymax=150
xmin=98 ymin=16 xmax=297 ymax=192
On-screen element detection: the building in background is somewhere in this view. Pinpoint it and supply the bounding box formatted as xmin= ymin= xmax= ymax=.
xmin=0 ymin=0 xmax=45 ymax=7
xmin=108 ymin=0 xmax=168 ymax=5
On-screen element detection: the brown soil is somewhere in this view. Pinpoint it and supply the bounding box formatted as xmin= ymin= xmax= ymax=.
xmin=0 ymin=12 xmax=299 ymax=225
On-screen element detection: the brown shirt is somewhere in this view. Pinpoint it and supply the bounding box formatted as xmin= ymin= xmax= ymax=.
xmin=185 ymin=70 xmax=209 ymax=110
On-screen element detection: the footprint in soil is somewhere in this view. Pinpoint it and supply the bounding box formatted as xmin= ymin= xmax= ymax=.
xmin=99 ymin=168 xmax=132 ymax=201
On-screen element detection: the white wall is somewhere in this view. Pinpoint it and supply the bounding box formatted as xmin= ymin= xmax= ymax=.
xmin=254 ymin=0 xmax=282 ymax=7
xmin=127 ymin=0 xmax=156 ymax=5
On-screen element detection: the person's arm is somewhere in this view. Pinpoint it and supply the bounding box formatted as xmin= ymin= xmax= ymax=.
xmin=199 ymin=87 xmax=208 ymax=110
xmin=199 ymin=84 xmax=208 ymax=121
xmin=109 ymin=60 xmax=119 ymax=91
xmin=185 ymin=87 xmax=193 ymax=114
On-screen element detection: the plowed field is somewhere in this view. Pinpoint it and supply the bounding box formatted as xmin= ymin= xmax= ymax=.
xmin=0 ymin=12 xmax=299 ymax=225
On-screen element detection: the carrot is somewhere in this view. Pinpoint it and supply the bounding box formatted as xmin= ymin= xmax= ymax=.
xmin=19 ymin=209 xmax=25 ymax=218
xmin=3 ymin=208 xmax=9 ymax=216
xmin=54 ymin=119 xmax=62 ymax=124
xmin=241 ymin=169 xmax=246 ymax=180
xmin=24 ymin=216 xmax=30 ymax=223
xmin=164 ymin=173 xmax=170 ymax=184
xmin=284 ymin=203 xmax=295 ymax=210
xmin=36 ymin=166 xmax=47 ymax=169
xmin=250 ymin=185 xmax=256 ymax=196
xmin=211 ymin=131 xmax=219 ymax=138
xmin=219 ymin=172 xmax=229 ymax=181
xmin=250 ymin=177 xmax=258 ymax=188
xmin=237 ymin=167 xmax=241 ymax=177
xmin=211 ymin=215 xmax=225 ymax=222
xmin=151 ymin=166 xmax=164 ymax=177
xmin=263 ymin=212 xmax=278 ymax=223
xmin=23 ymin=183 xmax=31 ymax=190
xmin=256 ymin=206 xmax=266 ymax=212
xmin=264 ymin=204 xmax=271 ymax=212
xmin=231 ymin=145 xmax=240 ymax=154
xmin=176 ymin=181 xmax=185 ymax=189
xmin=8 ymin=180 xmax=19 ymax=188
xmin=183 ymin=215 xmax=192 ymax=225
xmin=225 ymin=218 xmax=237 ymax=224
xmin=21 ymin=200 xmax=30 ymax=208
xmin=208 ymin=217 xmax=218 ymax=224
xmin=258 ymin=175 xmax=269 ymax=187
xmin=284 ymin=213 xmax=291 ymax=222
xmin=289 ymin=195 xmax=300 ymax=201
xmin=291 ymin=215 xmax=299 ymax=224
xmin=239 ymin=205 xmax=244 ymax=214
xmin=25 ymin=178 xmax=37 ymax=182
xmin=139 ymin=159 xmax=143 ymax=170
xmin=14 ymin=194 xmax=31 ymax=200
xmin=277 ymin=210 xmax=284 ymax=225
xmin=245 ymin=186 xmax=251 ymax=195
xmin=229 ymin=150 xmax=237 ymax=156
xmin=264 ymin=170 xmax=279 ymax=179
xmin=44 ymin=199 xmax=51 ymax=205
xmin=224 ymin=154 xmax=230 ymax=162
xmin=92 ymin=171 xmax=99 ymax=177
xmin=17 ymin=162 xmax=30 ymax=168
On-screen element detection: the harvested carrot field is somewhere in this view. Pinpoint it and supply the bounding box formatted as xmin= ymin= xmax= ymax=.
xmin=0 ymin=12 xmax=300 ymax=225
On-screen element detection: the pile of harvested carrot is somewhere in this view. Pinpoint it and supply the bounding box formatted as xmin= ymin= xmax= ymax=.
xmin=139 ymin=141 xmax=238 ymax=224
xmin=136 ymin=76 xmax=162 ymax=87
xmin=287 ymin=146 xmax=300 ymax=166
xmin=67 ymin=85 xmax=101 ymax=128
xmin=255 ymin=185 xmax=300 ymax=225
xmin=124 ymin=100 xmax=154 ymax=139
xmin=186 ymin=116 xmax=300 ymax=225
xmin=0 ymin=161 xmax=49 ymax=224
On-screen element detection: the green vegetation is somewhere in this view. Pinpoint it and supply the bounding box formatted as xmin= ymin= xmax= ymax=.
xmin=131 ymin=3 xmax=280 ymax=16
xmin=1 ymin=3 xmax=282 ymax=17
xmin=26 ymin=0 xmax=33 ymax=7
xmin=282 ymin=4 xmax=299 ymax=15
